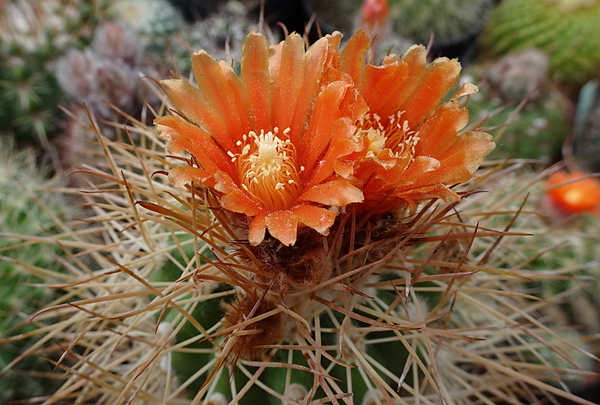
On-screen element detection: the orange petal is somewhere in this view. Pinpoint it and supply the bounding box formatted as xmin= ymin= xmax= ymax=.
xmin=358 ymin=61 xmax=409 ymax=117
xmin=292 ymin=204 xmax=336 ymax=235
xmin=442 ymin=131 xmax=496 ymax=175
xmin=380 ymin=156 xmax=441 ymax=188
xmin=265 ymin=210 xmax=299 ymax=246
xmin=191 ymin=51 xmax=253 ymax=144
xmin=155 ymin=115 xmax=236 ymax=177
xmin=219 ymin=188 xmax=263 ymax=217
xmin=308 ymin=130 xmax=363 ymax=188
xmin=168 ymin=166 xmax=213 ymax=187
xmin=414 ymin=101 xmax=470 ymax=158
xmin=241 ymin=32 xmax=272 ymax=130
xmin=300 ymin=179 xmax=363 ymax=206
xmin=300 ymin=81 xmax=362 ymax=177
xmin=160 ymin=79 xmax=234 ymax=152
xmin=248 ymin=214 xmax=267 ymax=245
xmin=401 ymin=56 xmax=461 ymax=129
xmin=414 ymin=131 xmax=495 ymax=187
xmin=270 ymin=33 xmax=306 ymax=132
xmin=211 ymin=171 xmax=264 ymax=216
xmin=340 ymin=29 xmax=371 ymax=85
xmin=378 ymin=44 xmax=428 ymax=119
xmin=289 ymin=36 xmax=331 ymax=145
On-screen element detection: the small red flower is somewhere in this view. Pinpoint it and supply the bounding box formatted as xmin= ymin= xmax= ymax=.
xmin=546 ymin=170 xmax=600 ymax=215
xmin=360 ymin=0 xmax=390 ymax=31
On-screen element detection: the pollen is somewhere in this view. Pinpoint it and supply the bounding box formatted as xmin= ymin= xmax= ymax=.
xmin=236 ymin=128 xmax=301 ymax=210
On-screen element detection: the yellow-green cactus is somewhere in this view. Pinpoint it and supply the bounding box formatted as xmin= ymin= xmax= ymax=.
xmin=483 ymin=0 xmax=600 ymax=86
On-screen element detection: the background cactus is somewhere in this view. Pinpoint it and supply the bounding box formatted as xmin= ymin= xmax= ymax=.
xmin=461 ymin=53 xmax=570 ymax=162
xmin=387 ymin=0 xmax=496 ymax=47
xmin=482 ymin=0 xmax=600 ymax=88
xmin=55 ymin=21 xmax=158 ymax=121
xmin=0 ymin=59 xmax=63 ymax=147
xmin=0 ymin=139 xmax=78 ymax=403
xmin=0 ymin=0 xmax=103 ymax=147
xmin=572 ymin=80 xmax=600 ymax=173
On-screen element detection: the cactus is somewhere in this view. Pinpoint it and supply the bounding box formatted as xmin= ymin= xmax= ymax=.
xmin=572 ymin=80 xmax=600 ymax=173
xmin=106 ymin=0 xmax=185 ymax=53
xmin=0 ymin=139 xmax=77 ymax=403
xmin=482 ymin=0 xmax=600 ymax=87
xmin=0 ymin=60 xmax=63 ymax=146
xmin=386 ymin=0 xmax=496 ymax=46
xmin=55 ymin=21 xmax=161 ymax=121
xmin=164 ymin=1 xmax=255 ymax=73
xmin=306 ymin=0 xmax=495 ymax=47
xmin=462 ymin=59 xmax=570 ymax=162
xmin=0 ymin=0 xmax=103 ymax=147
xmin=104 ymin=0 xmax=253 ymax=74
xmin=1 ymin=102 xmax=597 ymax=404
xmin=2 ymin=25 xmax=599 ymax=405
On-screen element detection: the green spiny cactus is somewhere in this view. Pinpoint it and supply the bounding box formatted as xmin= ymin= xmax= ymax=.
xmin=0 ymin=139 xmax=77 ymax=403
xmin=388 ymin=0 xmax=496 ymax=45
xmin=0 ymin=59 xmax=63 ymax=146
xmin=462 ymin=59 xmax=570 ymax=162
xmin=106 ymin=0 xmax=184 ymax=52
xmin=482 ymin=0 xmax=600 ymax=87
xmin=0 ymin=0 xmax=104 ymax=147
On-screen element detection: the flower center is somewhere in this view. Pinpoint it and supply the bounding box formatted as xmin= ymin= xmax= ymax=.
xmin=233 ymin=127 xmax=301 ymax=211
xmin=356 ymin=112 xmax=420 ymax=166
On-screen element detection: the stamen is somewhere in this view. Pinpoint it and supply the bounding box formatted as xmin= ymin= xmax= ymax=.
xmin=355 ymin=111 xmax=420 ymax=164
xmin=235 ymin=128 xmax=300 ymax=210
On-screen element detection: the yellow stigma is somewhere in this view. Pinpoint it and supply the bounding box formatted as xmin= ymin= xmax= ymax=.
xmin=236 ymin=127 xmax=300 ymax=211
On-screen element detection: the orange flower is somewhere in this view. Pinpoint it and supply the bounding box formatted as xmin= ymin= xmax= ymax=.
xmin=546 ymin=170 xmax=600 ymax=215
xmin=341 ymin=30 xmax=495 ymax=213
xmin=156 ymin=32 xmax=367 ymax=246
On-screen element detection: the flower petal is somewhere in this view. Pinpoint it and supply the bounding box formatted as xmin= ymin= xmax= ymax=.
xmin=309 ymin=131 xmax=364 ymax=187
xmin=413 ymin=101 xmax=470 ymax=158
xmin=300 ymin=179 xmax=363 ymax=206
xmin=191 ymin=51 xmax=253 ymax=144
xmin=248 ymin=214 xmax=267 ymax=245
xmin=212 ymin=171 xmax=264 ymax=216
xmin=292 ymin=205 xmax=336 ymax=235
xmin=401 ymin=56 xmax=461 ymax=129
xmin=160 ymin=79 xmax=234 ymax=152
xmin=411 ymin=131 xmax=495 ymax=188
xmin=265 ymin=210 xmax=299 ymax=246
xmin=220 ymin=188 xmax=263 ymax=217
xmin=340 ymin=29 xmax=371 ymax=85
xmin=168 ymin=166 xmax=213 ymax=187
xmin=155 ymin=115 xmax=236 ymax=177
xmin=300 ymin=81 xmax=366 ymax=182
xmin=270 ymin=33 xmax=306 ymax=132
xmin=359 ymin=60 xmax=410 ymax=117
xmin=289 ymin=34 xmax=337 ymax=145
xmin=375 ymin=44 xmax=428 ymax=120
xmin=241 ymin=32 xmax=272 ymax=130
